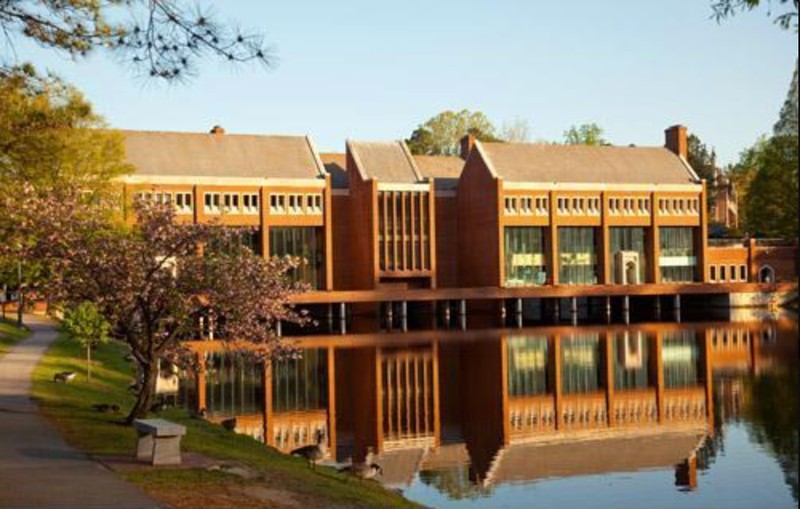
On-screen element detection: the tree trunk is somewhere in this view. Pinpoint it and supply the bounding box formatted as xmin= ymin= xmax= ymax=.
xmin=125 ymin=360 xmax=158 ymax=424
xmin=86 ymin=344 xmax=92 ymax=381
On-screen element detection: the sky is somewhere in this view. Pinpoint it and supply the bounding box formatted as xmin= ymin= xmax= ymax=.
xmin=9 ymin=0 xmax=799 ymax=165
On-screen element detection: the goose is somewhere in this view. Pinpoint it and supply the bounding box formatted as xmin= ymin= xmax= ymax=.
xmin=290 ymin=429 xmax=327 ymax=469
xmin=339 ymin=462 xmax=383 ymax=480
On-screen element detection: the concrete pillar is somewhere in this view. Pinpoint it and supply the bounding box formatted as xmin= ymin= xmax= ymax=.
xmin=400 ymin=301 xmax=408 ymax=333
xmin=570 ymin=297 xmax=578 ymax=326
xmin=459 ymin=299 xmax=467 ymax=331
xmin=276 ymin=321 xmax=282 ymax=338
xmin=327 ymin=304 xmax=334 ymax=333
xmin=605 ymin=296 xmax=612 ymax=323
xmin=515 ymin=298 xmax=523 ymax=329
xmin=386 ymin=302 xmax=394 ymax=332
xmin=673 ymin=294 xmax=681 ymax=323
xmin=622 ymin=295 xmax=630 ymax=325
xmin=339 ymin=302 xmax=347 ymax=335
xmin=443 ymin=300 xmax=451 ymax=328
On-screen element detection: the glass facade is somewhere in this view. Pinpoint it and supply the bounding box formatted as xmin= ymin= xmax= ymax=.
xmin=272 ymin=348 xmax=329 ymax=412
xmin=558 ymin=227 xmax=597 ymax=285
xmin=659 ymin=227 xmax=696 ymax=282
xmin=205 ymin=352 xmax=263 ymax=417
xmin=612 ymin=331 xmax=651 ymax=390
xmin=609 ymin=227 xmax=647 ymax=284
xmin=269 ymin=227 xmax=325 ymax=289
xmin=507 ymin=335 xmax=550 ymax=396
xmin=504 ymin=227 xmax=547 ymax=286
xmin=561 ymin=333 xmax=602 ymax=394
xmin=663 ymin=331 xmax=700 ymax=388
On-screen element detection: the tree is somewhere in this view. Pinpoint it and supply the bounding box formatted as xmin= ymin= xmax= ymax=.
xmin=2 ymin=190 xmax=307 ymax=423
xmin=563 ymin=123 xmax=607 ymax=146
xmin=500 ymin=118 xmax=531 ymax=143
xmin=733 ymin=135 xmax=798 ymax=237
xmin=0 ymin=67 xmax=130 ymax=308
xmin=0 ymin=1 xmax=275 ymax=81
xmin=406 ymin=109 xmax=502 ymax=156
xmin=62 ymin=301 xmax=111 ymax=381
xmin=774 ymin=60 xmax=799 ymax=136
xmin=711 ymin=0 xmax=798 ymax=31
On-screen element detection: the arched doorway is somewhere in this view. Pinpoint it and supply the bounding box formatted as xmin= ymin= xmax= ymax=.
xmin=758 ymin=265 xmax=775 ymax=284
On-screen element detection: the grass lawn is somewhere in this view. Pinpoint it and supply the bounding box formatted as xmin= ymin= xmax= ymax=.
xmin=32 ymin=334 xmax=420 ymax=509
xmin=0 ymin=317 xmax=30 ymax=356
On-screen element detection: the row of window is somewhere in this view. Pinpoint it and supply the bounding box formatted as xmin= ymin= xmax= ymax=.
xmin=658 ymin=198 xmax=700 ymax=215
xmin=504 ymin=196 xmax=550 ymax=216
xmin=203 ymin=192 xmax=260 ymax=215
xmin=135 ymin=191 xmax=194 ymax=214
xmin=556 ymin=197 xmax=601 ymax=216
xmin=609 ymin=197 xmax=650 ymax=216
xmin=709 ymin=264 xmax=748 ymax=283
xmin=269 ymin=194 xmax=323 ymax=215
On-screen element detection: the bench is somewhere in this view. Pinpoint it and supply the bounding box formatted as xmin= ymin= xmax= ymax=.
xmin=133 ymin=418 xmax=187 ymax=466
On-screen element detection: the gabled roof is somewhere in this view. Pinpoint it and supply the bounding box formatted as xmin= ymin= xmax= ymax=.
xmin=477 ymin=141 xmax=699 ymax=185
xmin=122 ymin=130 xmax=327 ymax=180
xmin=347 ymin=140 xmax=425 ymax=184
xmin=413 ymin=154 xmax=464 ymax=191
xmin=486 ymin=430 xmax=705 ymax=485
xmin=320 ymin=153 xmax=348 ymax=189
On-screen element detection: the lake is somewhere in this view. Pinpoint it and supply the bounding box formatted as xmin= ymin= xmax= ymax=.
xmin=182 ymin=308 xmax=798 ymax=509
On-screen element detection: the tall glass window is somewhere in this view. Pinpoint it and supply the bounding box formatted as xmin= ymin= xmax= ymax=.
xmin=205 ymin=352 xmax=263 ymax=417
xmin=659 ymin=227 xmax=696 ymax=282
xmin=269 ymin=227 xmax=324 ymax=289
xmin=561 ymin=333 xmax=602 ymax=394
xmin=504 ymin=227 xmax=547 ymax=286
xmin=612 ymin=331 xmax=651 ymax=390
xmin=662 ymin=331 xmax=700 ymax=388
xmin=558 ymin=227 xmax=597 ymax=284
xmin=507 ymin=335 xmax=550 ymax=396
xmin=609 ymin=227 xmax=646 ymax=284
xmin=272 ymin=348 xmax=328 ymax=412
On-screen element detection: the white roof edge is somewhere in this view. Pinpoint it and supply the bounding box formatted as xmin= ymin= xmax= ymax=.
xmin=678 ymin=154 xmax=701 ymax=182
xmin=119 ymin=175 xmax=326 ymax=188
xmin=398 ymin=139 xmax=426 ymax=183
xmin=503 ymin=182 xmax=703 ymax=192
xmin=305 ymin=135 xmax=329 ymax=178
xmin=473 ymin=140 xmax=499 ymax=179
xmin=345 ymin=139 xmax=371 ymax=182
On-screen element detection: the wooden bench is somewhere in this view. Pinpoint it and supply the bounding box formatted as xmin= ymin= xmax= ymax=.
xmin=133 ymin=418 xmax=186 ymax=465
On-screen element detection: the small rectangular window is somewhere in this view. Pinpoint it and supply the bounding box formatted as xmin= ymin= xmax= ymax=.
xmin=720 ymin=265 xmax=727 ymax=281
xmin=729 ymin=265 xmax=737 ymax=282
xmin=740 ymin=265 xmax=747 ymax=281
xmin=710 ymin=266 xmax=717 ymax=281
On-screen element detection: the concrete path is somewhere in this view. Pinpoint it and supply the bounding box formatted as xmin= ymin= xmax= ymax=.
xmin=0 ymin=315 xmax=160 ymax=508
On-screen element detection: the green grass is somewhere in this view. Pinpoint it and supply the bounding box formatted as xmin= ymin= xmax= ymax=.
xmin=32 ymin=334 xmax=419 ymax=508
xmin=0 ymin=317 xmax=30 ymax=356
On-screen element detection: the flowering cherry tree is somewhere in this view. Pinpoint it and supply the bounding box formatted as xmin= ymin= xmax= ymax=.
xmin=2 ymin=185 xmax=306 ymax=423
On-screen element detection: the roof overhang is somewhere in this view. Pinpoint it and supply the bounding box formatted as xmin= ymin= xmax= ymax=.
xmin=119 ymin=175 xmax=326 ymax=188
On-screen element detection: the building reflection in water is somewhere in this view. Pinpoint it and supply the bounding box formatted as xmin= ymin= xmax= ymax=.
xmin=178 ymin=312 xmax=797 ymax=497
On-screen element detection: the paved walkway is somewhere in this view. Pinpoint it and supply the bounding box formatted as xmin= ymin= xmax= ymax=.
xmin=0 ymin=315 xmax=160 ymax=508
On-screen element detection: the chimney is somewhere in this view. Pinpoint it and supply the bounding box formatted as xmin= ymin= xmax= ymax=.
xmin=460 ymin=133 xmax=476 ymax=160
xmin=209 ymin=125 xmax=225 ymax=135
xmin=664 ymin=125 xmax=687 ymax=159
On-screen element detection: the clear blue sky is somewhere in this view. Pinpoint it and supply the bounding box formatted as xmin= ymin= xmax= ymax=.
xmin=13 ymin=0 xmax=798 ymax=165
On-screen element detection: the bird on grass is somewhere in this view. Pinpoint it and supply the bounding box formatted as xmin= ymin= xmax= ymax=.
xmin=339 ymin=462 xmax=383 ymax=480
xmin=290 ymin=429 xmax=327 ymax=469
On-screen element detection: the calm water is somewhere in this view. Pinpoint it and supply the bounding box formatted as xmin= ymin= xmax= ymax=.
xmin=183 ymin=308 xmax=798 ymax=509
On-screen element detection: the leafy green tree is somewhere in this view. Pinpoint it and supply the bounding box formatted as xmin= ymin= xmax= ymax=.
xmin=563 ymin=123 xmax=607 ymax=146
xmin=0 ymin=1 xmax=274 ymax=81
xmin=711 ymin=0 xmax=798 ymax=31
xmin=406 ymin=109 xmax=502 ymax=156
xmin=734 ymin=135 xmax=798 ymax=237
xmin=62 ymin=301 xmax=111 ymax=381
xmin=0 ymin=67 xmax=131 ymax=302
xmin=774 ymin=61 xmax=798 ymax=136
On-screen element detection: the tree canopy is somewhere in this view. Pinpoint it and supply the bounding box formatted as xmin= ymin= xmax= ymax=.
xmin=711 ymin=0 xmax=798 ymax=31
xmin=1 ymin=190 xmax=306 ymax=422
xmin=563 ymin=123 xmax=607 ymax=146
xmin=0 ymin=1 xmax=275 ymax=81
xmin=406 ymin=109 xmax=502 ymax=156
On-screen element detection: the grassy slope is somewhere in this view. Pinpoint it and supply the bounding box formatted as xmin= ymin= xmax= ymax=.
xmin=0 ymin=318 xmax=30 ymax=356
xmin=32 ymin=335 xmax=419 ymax=509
